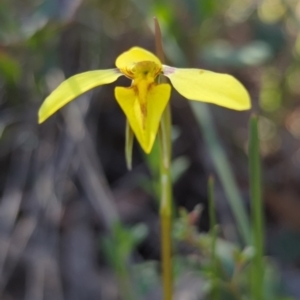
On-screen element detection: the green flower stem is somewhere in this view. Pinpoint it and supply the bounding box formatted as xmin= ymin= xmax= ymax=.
xmin=154 ymin=17 xmax=173 ymax=300
xmin=158 ymin=104 xmax=173 ymax=300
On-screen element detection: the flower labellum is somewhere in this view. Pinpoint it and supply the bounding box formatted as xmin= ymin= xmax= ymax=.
xmin=38 ymin=47 xmax=251 ymax=153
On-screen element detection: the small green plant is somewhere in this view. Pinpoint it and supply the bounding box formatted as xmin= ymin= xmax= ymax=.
xmin=38 ymin=18 xmax=251 ymax=300
xmin=171 ymin=115 xmax=294 ymax=300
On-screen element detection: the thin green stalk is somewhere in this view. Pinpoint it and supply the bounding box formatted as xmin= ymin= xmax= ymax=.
xmin=190 ymin=102 xmax=251 ymax=245
xmin=208 ymin=176 xmax=219 ymax=300
xmin=208 ymin=176 xmax=216 ymax=235
xmin=159 ymin=104 xmax=172 ymax=300
xmin=125 ymin=120 xmax=134 ymax=170
xmin=249 ymin=115 xmax=264 ymax=300
xmin=154 ymin=17 xmax=173 ymax=300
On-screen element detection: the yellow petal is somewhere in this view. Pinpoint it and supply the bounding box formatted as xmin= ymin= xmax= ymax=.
xmin=38 ymin=69 xmax=122 ymax=123
xmin=115 ymin=47 xmax=161 ymax=71
xmin=163 ymin=66 xmax=251 ymax=110
xmin=115 ymin=84 xmax=171 ymax=153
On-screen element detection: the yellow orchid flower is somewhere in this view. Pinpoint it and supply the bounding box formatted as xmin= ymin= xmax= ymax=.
xmin=38 ymin=47 xmax=251 ymax=153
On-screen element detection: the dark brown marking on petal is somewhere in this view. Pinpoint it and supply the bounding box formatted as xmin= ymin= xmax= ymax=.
xmin=147 ymin=82 xmax=155 ymax=91
xmin=132 ymin=85 xmax=147 ymax=129
xmin=141 ymin=104 xmax=147 ymax=130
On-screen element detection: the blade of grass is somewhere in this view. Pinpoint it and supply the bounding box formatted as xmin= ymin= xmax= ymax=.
xmin=208 ymin=175 xmax=216 ymax=234
xmin=190 ymin=102 xmax=251 ymax=245
xmin=249 ymin=115 xmax=264 ymax=300
xmin=208 ymin=175 xmax=219 ymax=300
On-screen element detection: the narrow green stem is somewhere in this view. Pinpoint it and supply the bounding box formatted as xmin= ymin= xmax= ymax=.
xmin=154 ymin=17 xmax=173 ymax=300
xmin=208 ymin=176 xmax=219 ymax=300
xmin=249 ymin=115 xmax=264 ymax=300
xmin=159 ymin=105 xmax=173 ymax=300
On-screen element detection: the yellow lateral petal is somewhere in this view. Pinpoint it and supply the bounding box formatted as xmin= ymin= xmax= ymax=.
xmin=115 ymin=47 xmax=161 ymax=70
xmin=38 ymin=69 xmax=122 ymax=123
xmin=115 ymin=83 xmax=171 ymax=153
xmin=163 ymin=66 xmax=251 ymax=110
